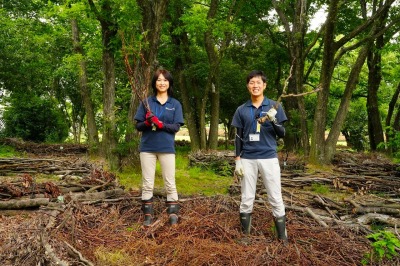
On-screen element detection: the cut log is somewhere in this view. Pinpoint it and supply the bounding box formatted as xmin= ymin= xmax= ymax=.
xmin=68 ymin=188 xmax=126 ymax=202
xmin=0 ymin=198 xmax=49 ymax=209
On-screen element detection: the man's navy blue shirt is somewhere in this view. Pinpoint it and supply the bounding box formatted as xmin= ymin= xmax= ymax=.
xmin=134 ymin=96 xmax=184 ymax=153
xmin=232 ymin=97 xmax=287 ymax=159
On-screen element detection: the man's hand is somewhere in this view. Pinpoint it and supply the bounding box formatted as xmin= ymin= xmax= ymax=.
xmin=151 ymin=116 xmax=164 ymax=129
xmin=258 ymin=107 xmax=277 ymax=123
xmin=145 ymin=111 xmax=154 ymax=127
xmin=266 ymin=107 xmax=277 ymax=122
xmin=235 ymin=159 xmax=244 ymax=177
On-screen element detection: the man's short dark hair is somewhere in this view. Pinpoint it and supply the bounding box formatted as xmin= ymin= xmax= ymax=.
xmin=246 ymin=70 xmax=267 ymax=84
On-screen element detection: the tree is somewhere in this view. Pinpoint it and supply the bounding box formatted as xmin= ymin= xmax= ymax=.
xmin=366 ymin=0 xmax=400 ymax=152
xmin=87 ymin=0 xmax=119 ymax=169
xmin=3 ymin=93 xmax=69 ymax=142
xmin=310 ymin=0 xmax=397 ymax=164
xmin=271 ymin=0 xmax=324 ymax=154
xmin=71 ymin=15 xmax=99 ymax=149
xmin=124 ymin=0 xmax=169 ymax=164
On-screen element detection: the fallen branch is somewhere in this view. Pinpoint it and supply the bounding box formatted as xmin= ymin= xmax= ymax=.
xmin=64 ymin=241 xmax=94 ymax=266
xmin=0 ymin=198 xmax=49 ymax=209
xmin=41 ymin=232 xmax=69 ymax=266
xmin=68 ymin=188 xmax=126 ymax=202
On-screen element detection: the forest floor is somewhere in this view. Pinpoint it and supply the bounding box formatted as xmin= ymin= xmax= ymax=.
xmin=0 ymin=140 xmax=399 ymax=266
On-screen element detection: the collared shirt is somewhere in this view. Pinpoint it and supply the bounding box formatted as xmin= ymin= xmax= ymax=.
xmin=232 ymin=97 xmax=287 ymax=159
xmin=134 ymin=96 xmax=184 ymax=153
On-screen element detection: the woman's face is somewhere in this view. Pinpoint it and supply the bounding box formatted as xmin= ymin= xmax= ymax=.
xmin=156 ymin=73 xmax=170 ymax=93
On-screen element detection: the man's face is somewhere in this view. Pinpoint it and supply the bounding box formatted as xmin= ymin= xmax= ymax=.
xmin=247 ymin=76 xmax=266 ymax=97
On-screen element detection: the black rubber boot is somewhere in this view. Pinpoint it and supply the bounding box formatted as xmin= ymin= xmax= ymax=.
xmin=274 ymin=215 xmax=288 ymax=245
xmin=166 ymin=201 xmax=180 ymax=225
xmin=240 ymin=213 xmax=252 ymax=235
xmin=141 ymin=198 xmax=154 ymax=226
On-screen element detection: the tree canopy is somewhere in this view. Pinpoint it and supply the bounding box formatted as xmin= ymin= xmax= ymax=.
xmin=1 ymin=0 xmax=400 ymax=167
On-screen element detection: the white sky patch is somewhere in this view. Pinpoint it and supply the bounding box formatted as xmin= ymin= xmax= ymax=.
xmin=309 ymin=7 xmax=327 ymax=31
xmin=267 ymin=6 xmax=327 ymax=32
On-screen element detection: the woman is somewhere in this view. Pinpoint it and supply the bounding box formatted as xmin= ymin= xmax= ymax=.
xmin=134 ymin=69 xmax=184 ymax=226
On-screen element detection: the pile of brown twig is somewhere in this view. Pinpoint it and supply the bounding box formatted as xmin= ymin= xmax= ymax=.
xmin=1 ymin=195 xmax=386 ymax=266
xmin=1 ymin=150 xmax=400 ymax=265
xmin=0 ymin=138 xmax=88 ymax=156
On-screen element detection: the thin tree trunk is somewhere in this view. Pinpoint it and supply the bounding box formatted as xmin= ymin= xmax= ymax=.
xmin=204 ymin=0 xmax=220 ymax=150
xmin=124 ymin=0 xmax=169 ymax=165
xmin=169 ymin=1 xmax=202 ymax=150
xmin=310 ymin=0 xmax=396 ymax=164
xmin=366 ymin=6 xmax=387 ymax=152
xmin=272 ymin=0 xmax=310 ymax=154
xmin=325 ymin=45 xmax=369 ymax=161
xmin=385 ymin=82 xmax=400 ymax=145
xmin=88 ymin=0 xmax=119 ymax=170
xmin=310 ymin=0 xmax=340 ymax=164
xmin=71 ymin=19 xmax=99 ymax=151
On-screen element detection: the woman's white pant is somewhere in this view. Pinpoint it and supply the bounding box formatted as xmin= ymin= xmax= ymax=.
xmin=240 ymin=158 xmax=285 ymax=217
xmin=140 ymin=152 xmax=178 ymax=202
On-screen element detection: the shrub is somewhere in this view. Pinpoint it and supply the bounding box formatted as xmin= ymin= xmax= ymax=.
xmin=2 ymin=94 xmax=69 ymax=142
xmin=362 ymin=230 xmax=400 ymax=265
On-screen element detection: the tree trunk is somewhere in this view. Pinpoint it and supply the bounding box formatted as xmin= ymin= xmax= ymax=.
xmin=310 ymin=0 xmax=395 ymax=164
xmin=88 ymin=0 xmax=119 ymax=170
xmin=385 ymin=82 xmax=400 ymax=145
xmin=204 ymin=0 xmax=220 ymax=150
xmin=208 ymin=76 xmax=220 ymax=150
xmin=124 ymin=0 xmax=169 ymax=165
xmin=309 ymin=0 xmax=340 ymax=164
xmin=102 ymin=46 xmax=118 ymax=170
xmin=170 ymin=2 xmax=201 ymax=150
xmin=366 ymin=10 xmax=386 ymax=151
xmin=325 ymin=45 xmax=369 ymax=161
xmin=71 ymin=18 xmax=99 ymax=151
xmin=271 ymin=0 xmax=310 ymax=154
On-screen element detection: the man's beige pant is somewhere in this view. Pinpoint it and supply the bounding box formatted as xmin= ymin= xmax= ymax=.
xmin=140 ymin=152 xmax=178 ymax=202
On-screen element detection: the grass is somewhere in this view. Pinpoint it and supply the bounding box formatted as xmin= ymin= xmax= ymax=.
xmin=0 ymin=143 xmax=233 ymax=197
xmin=0 ymin=144 xmax=20 ymax=157
xmin=117 ymin=146 xmax=234 ymax=197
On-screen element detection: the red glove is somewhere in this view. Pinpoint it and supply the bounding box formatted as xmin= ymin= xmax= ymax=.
xmin=151 ymin=116 xmax=164 ymax=129
xmin=144 ymin=111 xmax=153 ymax=127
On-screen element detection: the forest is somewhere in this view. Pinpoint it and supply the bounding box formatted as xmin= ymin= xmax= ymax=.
xmin=1 ymin=0 xmax=400 ymax=265
xmin=0 ymin=0 xmax=400 ymax=168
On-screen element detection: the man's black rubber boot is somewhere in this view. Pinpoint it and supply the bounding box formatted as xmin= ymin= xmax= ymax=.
xmin=166 ymin=201 xmax=180 ymax=225
xmin=274 ymin=215 xmax=288 ymax=245
xmin=240 ymin=213 xmax=252 ymax=235
xmin=141 ymin=198 xmax=154 ymax=226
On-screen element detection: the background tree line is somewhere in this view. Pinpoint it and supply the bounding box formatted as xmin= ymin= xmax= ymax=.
xmin=0 ymin=0 xmax=399 ymax=170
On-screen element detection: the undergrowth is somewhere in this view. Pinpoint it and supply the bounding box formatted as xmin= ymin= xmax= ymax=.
xmin=117 ymin=146 xmax=233 ymax=197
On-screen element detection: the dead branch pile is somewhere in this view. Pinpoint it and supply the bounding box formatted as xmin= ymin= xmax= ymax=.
xmin=227 ymin=150 xmax=400 ymax=238
xmin=0 ymin=157 xmax=118 ymax=209
xmin=188 ymin=150 xmax=306 ymax=176
xmin=2 ymin=195 xmax=394 ymax=266
xmin=0 ymin=138 xmax=88 ymax=156
xmin=1 ymin=150 xmax=400 ymax=265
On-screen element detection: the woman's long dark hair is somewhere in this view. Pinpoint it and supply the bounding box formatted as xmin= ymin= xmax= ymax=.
xmin=151 ymin=69 xmax=174 ymax=96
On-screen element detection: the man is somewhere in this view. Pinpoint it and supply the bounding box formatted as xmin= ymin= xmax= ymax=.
xmin=231 ymin=70 xmax=288 ymax=243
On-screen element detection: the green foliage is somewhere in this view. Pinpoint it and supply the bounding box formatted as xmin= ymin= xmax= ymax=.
xmin=2 ymin=94 xmax=69 ymax=143
xmin=0 ymin=145 xmax=19 ymax=158
xmin=382 ymin=128 xmax=400 ymax=162
xmin=342 ymin=100 xmax=368 ymax=151
xmin=118 ymin=147 xmax=233 ymax=197
xmin=311 ymin=183 xmax=330 ymax=194
xmin=362 ymin=230 xmax=400 ymax=265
